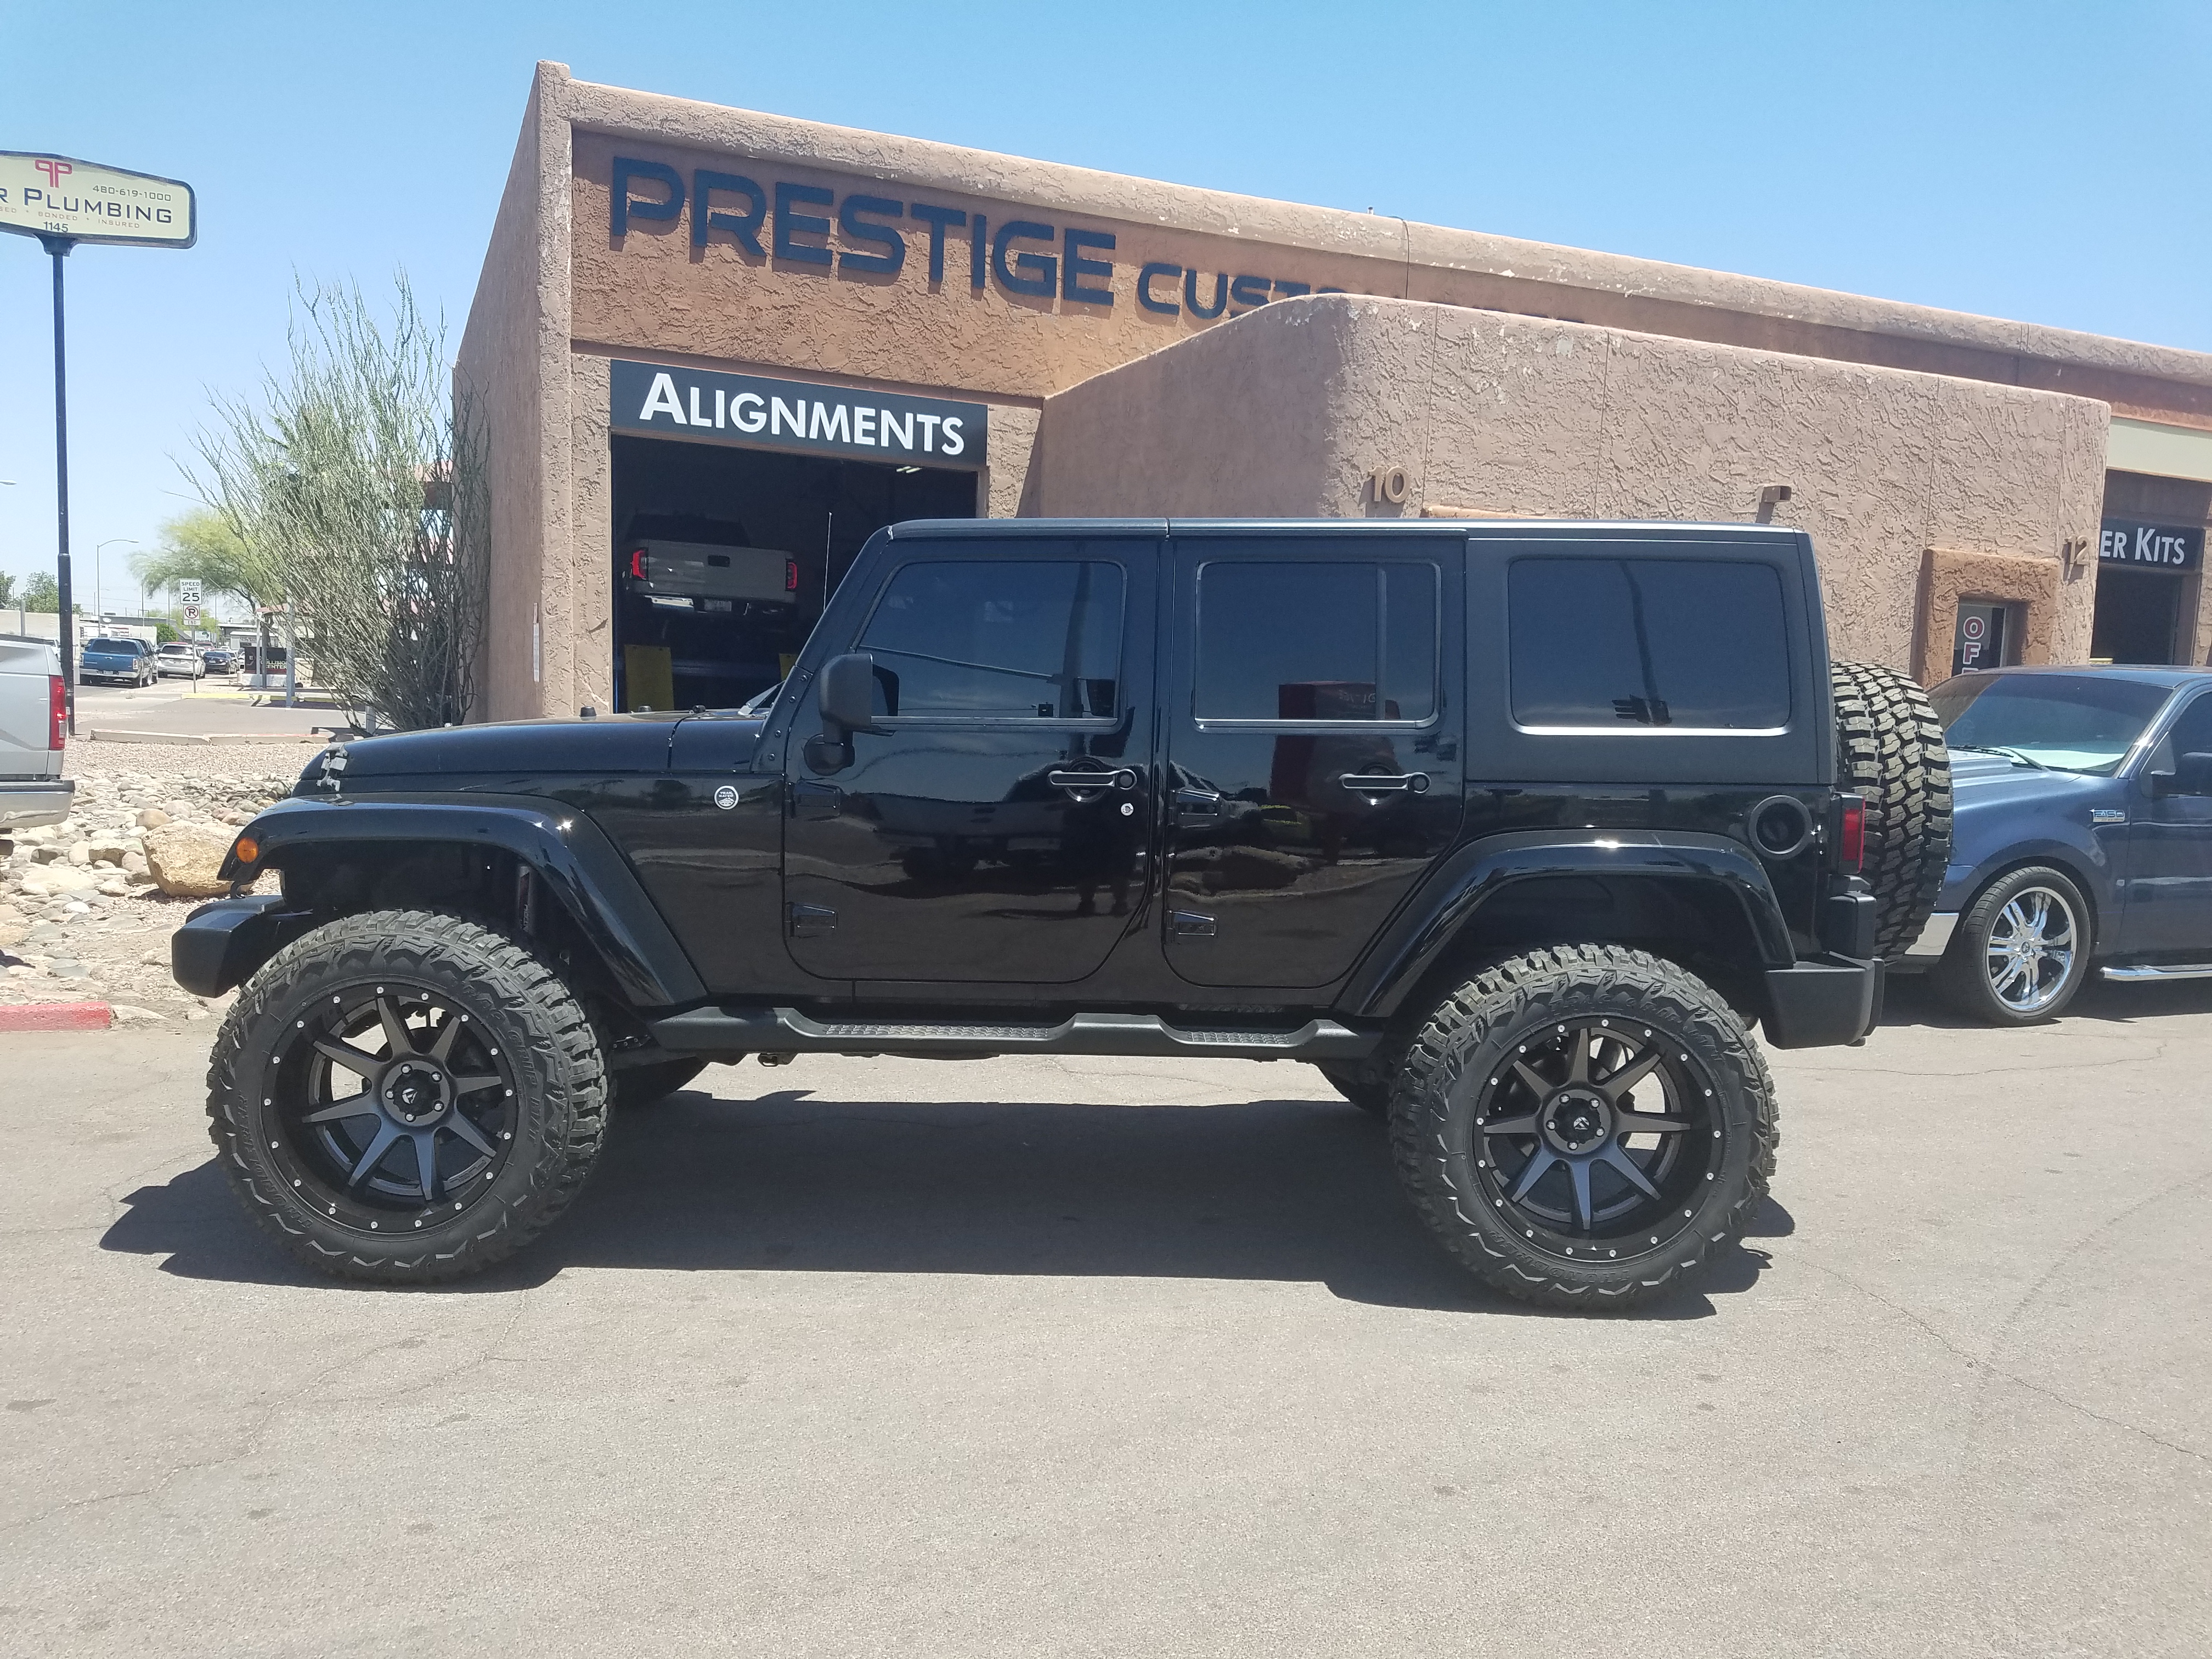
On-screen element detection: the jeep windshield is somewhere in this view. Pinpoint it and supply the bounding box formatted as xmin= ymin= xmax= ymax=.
xmin=1931 ymin=673 xmax=2171 ymax=775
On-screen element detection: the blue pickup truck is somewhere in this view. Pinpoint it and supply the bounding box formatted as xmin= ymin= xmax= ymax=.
xmin=1900 ymin=665 xmax=2212 ymax=1023
xmin=79 ymin=635 xmax=157 ymax=687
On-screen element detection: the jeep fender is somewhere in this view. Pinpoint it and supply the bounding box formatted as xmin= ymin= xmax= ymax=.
xmin=201 ymin=794 xmax=707 ymax=1007
xmin=1341 ymin=831 xmax=1799 ymax=1019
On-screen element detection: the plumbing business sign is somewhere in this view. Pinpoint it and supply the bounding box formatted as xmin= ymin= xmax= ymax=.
xmin=0 ymin=152 xmax=196 ymax=247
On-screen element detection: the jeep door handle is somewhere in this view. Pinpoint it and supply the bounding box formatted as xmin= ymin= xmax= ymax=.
xmin=1338 ymin=772 xmax=1431 ymax=794
xmin=1174 ymin=786 xmax=1222 ymax=825
xmin=792 ymin=780 xmax=844 ymax=820
xmin=1047 ymin=768 xmax=1136 ymax=800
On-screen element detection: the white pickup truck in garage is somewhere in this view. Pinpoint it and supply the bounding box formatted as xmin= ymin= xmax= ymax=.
xmin=0 ymin=637 xmax=73 ymax=833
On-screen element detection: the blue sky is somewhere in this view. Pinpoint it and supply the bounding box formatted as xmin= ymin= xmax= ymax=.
xmin=3 ymin=0 xmax=2207 ymax=607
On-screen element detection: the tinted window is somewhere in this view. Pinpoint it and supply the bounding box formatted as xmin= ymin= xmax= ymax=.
xmin=85 ymin=638 xmax=136 ymax=654
xmin=1195 ymin=561 xmax=1437 ymax=721
xmin=1509 ymin=557 xmax=1790 ymax=730
xmin=857 ymin=558 xmax=1123 ymax=719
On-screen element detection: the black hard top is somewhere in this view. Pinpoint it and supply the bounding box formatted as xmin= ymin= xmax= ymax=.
xmin=885 ymin=517 xmax=1807 ymax=543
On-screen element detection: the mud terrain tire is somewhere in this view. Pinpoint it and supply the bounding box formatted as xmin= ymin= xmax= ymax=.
xmin=1390 ymin=945 xmax=1777 ymax=1311
xmin=1832 ymin=660 xmax=1952 ymax=961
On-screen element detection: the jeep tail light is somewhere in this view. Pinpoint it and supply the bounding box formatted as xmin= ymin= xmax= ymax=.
xmin=1837 ymin=795 xmax=1865 ymax=874
xmin=47 ymin=674 xmax=65 ymax=750
xmin=628 ymin=548 xmax=647 ymax=580
xmin=786 ymin=560 xmax=799 ymax=592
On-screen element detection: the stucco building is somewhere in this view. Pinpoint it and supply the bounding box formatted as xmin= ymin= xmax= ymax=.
xmin=458 ymin=61 xmax=2212 ymax=721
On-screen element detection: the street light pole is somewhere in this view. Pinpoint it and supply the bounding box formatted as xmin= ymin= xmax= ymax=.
xmin=41 ymin=235 xmax=77 ymax=733
xmin=93 ymin=538 xmax=137 ymax=620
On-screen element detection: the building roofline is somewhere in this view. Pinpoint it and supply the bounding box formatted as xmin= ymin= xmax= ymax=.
xmin=541 ymin=63 xmax=2212 ymax=397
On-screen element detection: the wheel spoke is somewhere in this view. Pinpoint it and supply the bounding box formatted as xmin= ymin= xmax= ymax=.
xmin=1615 ymin=1109 xmax=1688 ymax=1134
xmin=1598 ymin=1141 xmax=1661 ymax=1199
xmin=347 ymin=1120 xmax=402 ymax=1188
xmin=1508 ymin=1147 xmax=1558 ymax=1203
xmin=449 ymin=1074 xmax=501 ymax=1096
xmin=303 ymin=1091 xmax=377 ymax=1124
xmin=1595 ymin=1047 xmax=1662 ymax=1104
xmin=1479 ymin=1113 xmax=1541 ymax=1138
xmin=444 ymin=1113 xmax=498 ymax=1158
xmin=313 ymin=1037 xmax=377 ymax=1076
xmin=409 ymin=1129 xmax=439 ymax=1201
xmin=1567 ymin=1158 xmax=1595 ymax=1229
xmin=1565 ymin=1027 xmax=1593 ymax=1084
xmin=377 ymin=997 xmax=416 ymax=1058
xmin=1510 ymin=1060 xmax=1551 ymax=1098
xmin=429 ymin=1014 xmax=466 ymax=1063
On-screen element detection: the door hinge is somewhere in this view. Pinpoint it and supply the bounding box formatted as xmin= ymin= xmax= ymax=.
xmin=1169 ymin=910 xmax=1218 ymax=938
xmin=787 ymin=902 xmax=837 ymax=938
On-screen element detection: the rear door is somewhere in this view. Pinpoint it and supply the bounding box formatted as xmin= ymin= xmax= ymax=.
xmin=1159 ymin=531 xmax=1464 ymax=989
xmin=781 ymin=535 xmax=1159 ymax=984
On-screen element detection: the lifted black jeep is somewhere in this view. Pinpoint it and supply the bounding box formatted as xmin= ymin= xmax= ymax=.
xmin=174 ymin=520 xmax=1948 ymax=1308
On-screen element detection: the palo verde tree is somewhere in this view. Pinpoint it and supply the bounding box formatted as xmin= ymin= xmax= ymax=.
xmin=133 ymin=507 xmax=283 ymax=623
xmin=189 ymin=274 xmax=490 ymax=729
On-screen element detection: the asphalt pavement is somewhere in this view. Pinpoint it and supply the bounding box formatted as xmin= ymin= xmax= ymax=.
xmin=70 ymin=678 xmax=335 ymax=738
xmin=2 ymin=975 xmax=2208 ymax=1657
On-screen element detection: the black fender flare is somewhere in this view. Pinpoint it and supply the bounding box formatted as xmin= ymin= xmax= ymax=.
xmin=210 ymin=794 xmax=706 ymax=1008
xmin=1341 ymin=831 xmax=1798 ymax=1019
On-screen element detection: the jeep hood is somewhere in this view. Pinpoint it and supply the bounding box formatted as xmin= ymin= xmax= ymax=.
xmin=293 ymin=712 xmax=764 ymax=789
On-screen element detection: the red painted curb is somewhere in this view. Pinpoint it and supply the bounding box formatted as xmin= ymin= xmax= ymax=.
xmin=0 ymin=1002 xmax=114 ymax=1032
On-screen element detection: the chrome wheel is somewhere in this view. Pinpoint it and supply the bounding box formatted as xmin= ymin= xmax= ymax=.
xmin=1984 ymin=885 xmax=2078 ymax=1014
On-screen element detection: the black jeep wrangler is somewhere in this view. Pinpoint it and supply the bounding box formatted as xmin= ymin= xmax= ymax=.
xmin=174 ymin=520 xmax=1948 ymax=1308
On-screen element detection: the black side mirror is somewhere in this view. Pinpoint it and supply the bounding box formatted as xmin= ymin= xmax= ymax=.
xmin=804 ymin=652 xmax=885 ymax=774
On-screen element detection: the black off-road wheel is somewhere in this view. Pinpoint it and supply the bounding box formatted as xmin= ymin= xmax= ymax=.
xmin=1390 ymin=945 xmax=1778 ymax=1312
xmin=206 ymin=909 xmax=608 ymax=1285
xmin=612 ymin=1058 xmax=708 ymax=1110
xmin=1832 ymin=660 xmax=1953 ymax=961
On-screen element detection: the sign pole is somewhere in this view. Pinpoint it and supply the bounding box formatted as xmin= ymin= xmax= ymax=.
xmin=41 ymin=233 xmax=76 ymax=736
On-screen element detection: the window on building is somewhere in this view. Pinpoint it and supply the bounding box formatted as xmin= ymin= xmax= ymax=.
xmin=1509 ymin=557 xmax=1791 ymax=730
xmin=857 ymin=557 xmax=1124 ymax=720
xmin=1194 ymin=560 xmax=1438 ymax=722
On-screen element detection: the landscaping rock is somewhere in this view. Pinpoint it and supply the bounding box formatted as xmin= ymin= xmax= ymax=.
xmin=135 ymin=808 xmax=171 ymax=830
xmin=143 ymin=823 xmax=236 ymax=900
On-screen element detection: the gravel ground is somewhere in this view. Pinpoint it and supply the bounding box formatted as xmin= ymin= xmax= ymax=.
xmin=0 ymin=740 xmax=324 ymax=1020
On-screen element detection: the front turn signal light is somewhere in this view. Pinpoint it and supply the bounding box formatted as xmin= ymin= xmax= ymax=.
xmin=232 ymin=835 xmax=260 ymax=866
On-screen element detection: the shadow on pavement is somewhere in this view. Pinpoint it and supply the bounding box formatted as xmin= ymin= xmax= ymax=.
xmin=1879 ymin=964 xmax=2212 ymax=1030
xmin=100 ymin=1090 xmax=1790 ymax=1318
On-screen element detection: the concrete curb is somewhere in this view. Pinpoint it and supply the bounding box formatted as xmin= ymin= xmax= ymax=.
xmin=0 ymin=1002 xmax=113 ymax=1032
xmin=87 ymin=729 xmax=324 ymax=746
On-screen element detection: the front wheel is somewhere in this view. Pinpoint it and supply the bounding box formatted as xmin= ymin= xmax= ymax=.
xmin=1390 ymin=945 xmax=1778 ymax=1311
xmin=206 ymin=909 xmax=608 ymax=1284
xmin=1933 ymin=865 xmax=2090 ymax=1024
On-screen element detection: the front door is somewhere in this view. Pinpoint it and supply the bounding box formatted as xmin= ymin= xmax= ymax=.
xmin=1160 ymin=534 xmax=1464 ymax=989
xmin=2122 ymin=690 xmax=2212 ymax=955
xmin=782 ymin=539 xmax=1157 ymax=984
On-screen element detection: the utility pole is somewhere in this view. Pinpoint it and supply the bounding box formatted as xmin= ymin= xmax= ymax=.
xmin=42 ymin=235 xmax=76 ymax=731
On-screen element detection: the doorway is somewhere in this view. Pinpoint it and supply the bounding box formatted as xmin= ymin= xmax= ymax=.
xmin=609 ymin=435 xmax=977 ymax=713
xmin=2090 ymin=566 xmax=2186 ymax=665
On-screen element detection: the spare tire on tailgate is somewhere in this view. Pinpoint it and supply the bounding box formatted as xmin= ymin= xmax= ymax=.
xmin=1832 ymin=661 xmax=1953 ymax=962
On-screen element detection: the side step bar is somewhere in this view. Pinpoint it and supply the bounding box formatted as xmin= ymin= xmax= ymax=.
xmin=2102 ymin=963 xmax=2212 ymax=982
xmin=649 ymin=1006 xmax=1376 ymax=1062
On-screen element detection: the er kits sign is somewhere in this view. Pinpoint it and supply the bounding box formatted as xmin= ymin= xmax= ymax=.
xmin=612 ymin=360 xmax=988 ymax=471
xmin=0 ymin=153 xmax=196 ymax=247
xmin=2099 ymin=518 xmax=2203 ymax=572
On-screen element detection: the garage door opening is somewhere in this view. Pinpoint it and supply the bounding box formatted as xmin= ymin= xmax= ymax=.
xmin=610 ymin=436 xmax=977 ymax=713
xmin=2090 ymin=565 xmax=2186 ymax=665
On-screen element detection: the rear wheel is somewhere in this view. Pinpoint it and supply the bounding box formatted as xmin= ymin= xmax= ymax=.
xmin=1390 ymin=945 xmax=1777 ymax=1311
xmin=1832 ymin=661 xmax=1952 ymax=961
xmin=207 ymin=909 xmax=607 ymax=1284
xmin=1934 ymin=865 xmax=2090 ymax=1024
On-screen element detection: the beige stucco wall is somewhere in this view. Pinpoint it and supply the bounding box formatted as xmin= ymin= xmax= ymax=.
xmin=461 ymin=62 xmax=2207 ymax=718
xmin=1035 ymin=296 xmax=2111 ymax=673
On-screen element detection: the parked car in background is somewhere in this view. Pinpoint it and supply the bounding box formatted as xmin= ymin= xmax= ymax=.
xmin=200 ymin=644 xmax=238 ymax=674
xmin=80 ymin=636 xmax=157 ymax=687
xmin=0 ymin=636 xmax=72 ymax=832
xmin=155 ymin=641 xmax=207 ymax=679
xmin=1900 ymin=665 xmax=2212 ymax=1023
